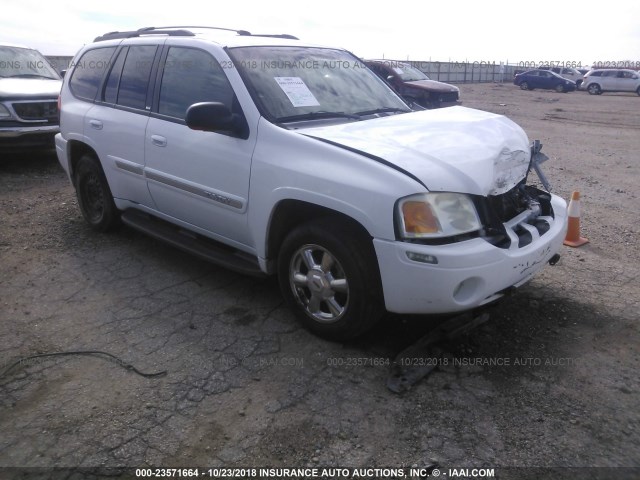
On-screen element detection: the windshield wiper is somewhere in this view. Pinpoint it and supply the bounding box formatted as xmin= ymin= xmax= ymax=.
xmin=354 ymin=107 xmax=408 ymax=116
xmin=275 ymin=111 xmax=361 ymax=123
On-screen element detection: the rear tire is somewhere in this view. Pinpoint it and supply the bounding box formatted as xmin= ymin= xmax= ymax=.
xmin=555 ymin=84 xmax=565 ymax=93
xmin=75 ymin=154 xmax=120 ymax=231
xmin=277 ymin=218 xmax=384 ymax=340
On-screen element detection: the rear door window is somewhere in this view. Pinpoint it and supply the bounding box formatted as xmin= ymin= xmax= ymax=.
xmin=103 ymin=48 xmax=127 ymax=104
xmin=116 ymin=46 xmax=158 ymax=110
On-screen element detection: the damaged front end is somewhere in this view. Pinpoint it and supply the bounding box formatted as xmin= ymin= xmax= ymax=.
xmin=401 ymin=140 xmax=561 ymax=251
xmin=476 ymin=141 xmax=558 ymax=250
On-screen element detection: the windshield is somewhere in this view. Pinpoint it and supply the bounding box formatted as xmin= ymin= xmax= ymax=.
xmin=393 ymin=63 xmax=430 ymax=82
xmin=228 ymin=46 xmax=410 ymax=122
xmin=0 ymin=46 xmax=61 ymax=80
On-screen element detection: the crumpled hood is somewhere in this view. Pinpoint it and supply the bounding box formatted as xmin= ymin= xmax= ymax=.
xmin=300 ymin=106 xmax=531 ymax=196
xmin=0 ymin=78 xmax=62 ymax=99
xmin=405 ymin=79 xmax=459 ymax=93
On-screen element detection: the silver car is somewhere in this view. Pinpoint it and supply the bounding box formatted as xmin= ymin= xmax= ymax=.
xmin=581 ymin=69 xmax=640 ymax=95
xmin=0 ymin=43 xmax=62 ymax=152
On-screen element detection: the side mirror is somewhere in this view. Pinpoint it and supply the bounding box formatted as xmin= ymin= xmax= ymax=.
xmin=386 ymin=75 xmax=395 ymax=82
xmin=185 ymin=102 xmax=247 ymax=138
xmin=60 ymin=69 xmax=67 ymax=78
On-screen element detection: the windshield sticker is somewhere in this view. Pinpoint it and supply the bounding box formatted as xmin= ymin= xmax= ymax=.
xmin=274 ymin=77 xmax=320 ymax=107
xmin=392 ymin=67 xmax=404 ymax=75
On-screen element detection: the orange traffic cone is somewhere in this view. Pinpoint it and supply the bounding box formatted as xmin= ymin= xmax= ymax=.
xmin=564 ymin=191 xmax=589 ymax=247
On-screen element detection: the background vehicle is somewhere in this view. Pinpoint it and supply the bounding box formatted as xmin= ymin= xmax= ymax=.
xmin=364 ymin=59 xmax=460 ymax=108
xmin=580 ymin=69 xmax=640 ymax=95
xmin=540 ymin=66 xmax=584 ymax=87
xmin=0 ymin=43 xmax=62 ymax=152
xmin=513 ymin=69 xmax=576 ymax=92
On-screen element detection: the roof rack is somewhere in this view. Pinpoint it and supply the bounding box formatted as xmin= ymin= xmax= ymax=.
xmin=93 ymin=26 xmax=298 ymax=42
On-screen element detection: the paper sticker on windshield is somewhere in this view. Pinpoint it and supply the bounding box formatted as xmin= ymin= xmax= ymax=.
xmin=274 ymin=77 xmax=320 ymax=107
xmin=392 ymin=67 xmax=404 ymax=75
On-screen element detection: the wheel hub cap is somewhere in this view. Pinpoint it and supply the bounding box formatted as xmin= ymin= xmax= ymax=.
xmin=289 ymin=244 xmax=349 ymax=323
xmin=307 ymin=270 xmax=331 ymax=298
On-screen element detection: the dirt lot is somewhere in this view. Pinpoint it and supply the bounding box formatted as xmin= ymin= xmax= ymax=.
xmin=1 ymin=83 xmax=639 ymax=479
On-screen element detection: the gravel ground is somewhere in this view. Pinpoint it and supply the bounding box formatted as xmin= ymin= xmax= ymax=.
xmin=0 ymin=83 xmax=639 ymax=479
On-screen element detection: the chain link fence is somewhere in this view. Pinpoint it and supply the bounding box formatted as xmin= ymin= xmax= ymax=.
xmin=390 ymin=60 xmax=518 ymax=84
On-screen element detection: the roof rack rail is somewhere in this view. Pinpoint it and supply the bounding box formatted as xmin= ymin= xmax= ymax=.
xmin=94 ymin=27 xmax=195 ymax=42
xmin=93 ymin=26 xmax=298 ymax=42
xmin=246 ymin=33 xmax=299 ymax=40
xmin=154 ymin=26 xmax=298 ymax=39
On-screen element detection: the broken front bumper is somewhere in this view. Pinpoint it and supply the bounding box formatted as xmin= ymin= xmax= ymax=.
xmin=374 ymin=193 xmax=567 ymax=314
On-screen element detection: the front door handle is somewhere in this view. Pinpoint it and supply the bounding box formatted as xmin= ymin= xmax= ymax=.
xmin=89 ymin=119 xmax=103 ymax=130
xmin=151 ymin=135 xmax=167 ymax=147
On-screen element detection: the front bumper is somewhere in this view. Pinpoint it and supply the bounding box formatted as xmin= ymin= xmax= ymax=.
xmin=0 ymin=125 xmax=59 ymax=151
xmin=374 ymin=193 xmax=567 ymax=314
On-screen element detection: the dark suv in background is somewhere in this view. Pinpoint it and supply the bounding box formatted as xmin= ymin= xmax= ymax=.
xmin=365 ymin=59 xmax=460 ymax=109
xmin=0 ymin=43 xmax=62 ymax=153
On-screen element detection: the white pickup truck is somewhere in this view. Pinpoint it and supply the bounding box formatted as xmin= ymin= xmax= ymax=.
xmin=56 ymin=27 xmax=567 ymax=339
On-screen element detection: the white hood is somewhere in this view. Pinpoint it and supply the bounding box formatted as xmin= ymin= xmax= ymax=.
xmin=300 ymin=106 xmax=531 ymax=196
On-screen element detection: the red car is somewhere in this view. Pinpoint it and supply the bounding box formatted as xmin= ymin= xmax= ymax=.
xmin=365 ymin=59 xmax=460 ymax=109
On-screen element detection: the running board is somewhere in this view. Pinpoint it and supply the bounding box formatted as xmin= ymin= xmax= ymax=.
xmin=121 ymin=210 xmax=265 ymax=277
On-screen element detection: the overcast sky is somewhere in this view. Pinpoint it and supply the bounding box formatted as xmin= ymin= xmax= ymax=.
xmin=2 ymin=0 xmax=639 ymax=67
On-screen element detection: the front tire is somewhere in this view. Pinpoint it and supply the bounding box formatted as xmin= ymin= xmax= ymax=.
xmin=75 ymin=155 xmax=120 ymax=231
xmin=555 ymin=84 xmax=565 ymax=93
xmin=519 ymin=82 xmax=530 ymax=90
xmin=587 ymin=83 xmax=601 ymax=95
xmin=277 ymin=218 xmax=384 ymax=340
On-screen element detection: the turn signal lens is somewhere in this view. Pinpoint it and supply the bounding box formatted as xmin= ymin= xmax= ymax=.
xmin=0 ymin=104 xmax=11 ymax=118
xmin=402 ymin=201 xmax=441 ymax=234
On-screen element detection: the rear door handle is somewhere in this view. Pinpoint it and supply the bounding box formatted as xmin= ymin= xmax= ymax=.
xmin=89 ymin=119 xmax=103 ymax=130
xmin=151 ymin=135 xmax=167 ymax=147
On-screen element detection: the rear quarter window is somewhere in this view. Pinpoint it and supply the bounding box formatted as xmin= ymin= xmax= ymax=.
xmin=69 ymin=47 xmax=117 ymax=100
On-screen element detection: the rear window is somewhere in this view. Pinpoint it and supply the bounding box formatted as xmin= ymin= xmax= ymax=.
xmin=69 ymin=47 xmax=117 ymax=100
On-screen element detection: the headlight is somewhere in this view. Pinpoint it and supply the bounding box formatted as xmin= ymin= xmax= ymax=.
xmin=396 ymin=192 xmax=481 ymax=239
xmin=0 ymin=104 xmax=12 ymax=119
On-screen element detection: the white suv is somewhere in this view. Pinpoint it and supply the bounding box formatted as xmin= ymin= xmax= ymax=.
xmin=56 ymin=27 xmax=567 ymax=339
xmin=581 ymin=69 xmax=640 ymax=95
